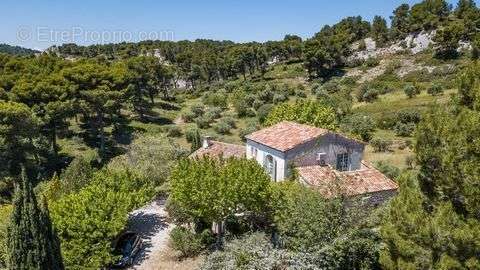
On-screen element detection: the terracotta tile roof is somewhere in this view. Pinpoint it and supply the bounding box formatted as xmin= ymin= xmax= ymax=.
xmin=245 ymin=121 xmax=328 ymax=152
xmin=189 ymin=141 xmax=245 ymax=159
xmin=297 ymin=161 xmax=398 ymax=198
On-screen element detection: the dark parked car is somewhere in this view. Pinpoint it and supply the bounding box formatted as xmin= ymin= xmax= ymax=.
xmin=111 ymin=232 xmax=143 ymax=268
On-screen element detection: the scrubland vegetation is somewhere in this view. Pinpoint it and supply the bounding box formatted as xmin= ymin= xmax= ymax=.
xmin=1 ymin=0 xmax=480 ymax=269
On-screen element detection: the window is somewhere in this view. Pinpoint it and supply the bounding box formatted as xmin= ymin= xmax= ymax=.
xmin=251 ymin=147 xmax=258 ymax=159
xmin=264 ymin=154 xmax=276 ymax=181
xmin=336 ymin=153 xmax=350 ymax=172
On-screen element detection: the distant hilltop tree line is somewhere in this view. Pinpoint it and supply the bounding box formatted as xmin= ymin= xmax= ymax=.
xmin=0 ymin=44 xmax=39 ymax=56
xmin=46 ymin=0 xmax=480 ymax=79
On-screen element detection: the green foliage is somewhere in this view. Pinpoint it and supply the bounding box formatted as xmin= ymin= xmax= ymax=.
xmin=59 ymin=157 xmax=94 ymax=196
xmin=370 ymin=137 xmax=393 ymax=152
xmin=403 ymin=84 xmax=421 ymax=98
xmin=107 ymin=134 xmax=187 ymax=187
xmin=185 ymin=127 xmax=202 ymax=152
xmin=239 ymin=120 xmax=260 ymax=141
xmin=433 ymin=20 xmax=465 ymax=59
xmin=169 ymin=157 xmax=273 ymax=225
xmin=374 ymin=161 xmax=401 ymax=180
xmin=213 ymin=121 xmax=232 ymax=135
xmin=0 ymin=205 xmax=12 ymax=269
xmin=381 ymin=64 xmax=480 ymax=269
xmin=165 ymin=125 xmax=183 ymax=137
xmin=394 ymin=122 xmax=416 ymax=137
xmin=371 ymin=15 xmax=389 ymax=46
xmin=341 ymin=114 xmax=376 ymax=141
xmin=265 ymin=99 xmax=337 ymax=130
xmin=357 ymin=85 xmax=379 ymax=103
xmin=50 ymin=169 xmax=154 ymax=269
xmin=8 ymin=169 xmax=64 ymax=270
xmin=274 ymin=182 xmax=352 ymax=252
xmin=427 ymin=82 xmax=444 ymax=96
xmin=0 ymin=101 xmax=39 ymax=176
xmin=169 ymin=227 xmax=210 ymax=258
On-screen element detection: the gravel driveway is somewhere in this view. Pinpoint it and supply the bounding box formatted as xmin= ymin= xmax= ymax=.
xmin=127 ymin=198 xmax=174 ymax=270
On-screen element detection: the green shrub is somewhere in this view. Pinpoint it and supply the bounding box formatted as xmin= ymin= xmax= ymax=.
xmin=181 ymin=110 xmax=197 ymax=123
xmin=169 ymin=227 xmax=205 ymax=258
xmin=219 ymin=117 xmax=236 ymax=129
xmin=257 ymin=104 xmax=274 ymax=123
xmin=257 ymin=88 xmax=274 ymax=103
xmin=166 ymin=125 xmax=182 ymax=137
xmin=202 ymin=91 xmax=228 ymax=108
xmin=370 ymin=138 xmax=392 ymax=152
xmin=273 ymin=93 xmax=287 ymax=104
xmin=195 ymin=116 xmax=212 ymax=129
xmin=321 ymin=80 xmax=341 ymax=94
xmin=394 ymin=122 xmax=416 ymax=137
xmin=204 ymin=107 xmax=223 ymax=120
xmin=403 ymin=84 xmax=421 ymax=98
xmin=50 ymin=169 xmax=154 ymax=269
xmin=396 ymin=110 xmax=421 ymax=124
xmin=191 ymin=104 xmax=205 ymax=117
xmin=185 ymin=127 xmax=201 ymax=142
xmin=364 ymin=57 xmax=380 ymax=67
xmin=252 ymin=99 xmax=265 ymax=110
xmin=374 ymin=161 xmax=401 ymax=180
xmin=213 ymin=122 xmax=232 ymax=135
xmin=0 ymin=205 xmax=11 ymax=269
xmin=233 ymin=100 xmax=250 ymax=118
xmin=357 ymin=86 xmax=379 ymax=102
xmin=427 ymin=82 xmax=444 ymax=96
xmin=342 ymin=114 xmax=376 ymax=142
xmin=239 ymin=120 xmax=260 ymax=141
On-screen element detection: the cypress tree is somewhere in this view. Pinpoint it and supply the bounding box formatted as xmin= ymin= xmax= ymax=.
xmin=7 ymin=167 xmax=64 ymax=270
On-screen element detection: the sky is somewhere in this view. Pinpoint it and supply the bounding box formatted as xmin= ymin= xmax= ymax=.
xmin=0 ymin=0 xmax=475 ymax=50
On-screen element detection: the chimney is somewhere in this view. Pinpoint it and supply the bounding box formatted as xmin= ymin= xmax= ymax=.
xmin=203 ymin=136 xmax=212 ymax=149
xmin=316 ymin=152 xmax=327 ymax=166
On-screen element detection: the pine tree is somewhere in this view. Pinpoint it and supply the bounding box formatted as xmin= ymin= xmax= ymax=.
xmin=7 ymin=167 xmax=64 ymax=270
xmin=380 ymin=64 xmax=480 ymax=269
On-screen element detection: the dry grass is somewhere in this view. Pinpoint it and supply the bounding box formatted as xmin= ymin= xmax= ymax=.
xmin=149 ymin=246 xmax=204 ymax=270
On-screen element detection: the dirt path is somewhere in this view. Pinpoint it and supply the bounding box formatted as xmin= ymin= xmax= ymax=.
xmin=127 ymin=198 xmax=174 ymax=270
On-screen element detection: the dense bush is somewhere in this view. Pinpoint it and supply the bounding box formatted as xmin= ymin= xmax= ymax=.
xmin=257 ymin=104 xmax=274 ymax=123
xmin=274 ymin=182 xmax=353 ymax=252
xmin=50 ymin=169 xmax=154 ymax=269
xmin=357 ymin=86 xmax=379 ymax=102
xmin=166 ymin=125 xmax=183 ymax=137
xmin=181 ymin=110 xmax=197 ymax=123
xmin=394 ymin=122 xmax=416 ymax=137
xmin=252 ymin=99 xmax=265 ymax=110
xmin=396 ymin=110 xmax=421 ymax=124
xmin=370 ymin=138 xmax=393 ymax=152
xmin=59 ymin=156 xmax=95 ymax=196
xmin=265 ymin=100 xmax=337 ymax=130
xmin=364 ymin=57 xmax=380 ymax=67
xmin=213 ymin=121 xmax=232 ymax=134
xmin=107 ymin=134 xmax=187 ymax=187
xmin=374 ymin=161 xmax=401 ymax=180
xmin=169 ymin=227 xmax=208 ymax=258
xmin=342 ymin=114 xmax=376 ymax=142
xmin=204 ymin=107 xmax=223 ymax=120
xmin=202 ymin=91 xmax=228 ymax=109
xmin=403 ymin=84 xmax=421 ymax=98
xmin=273 ymin=93 xmax=287 ymax=104
xmin=239 ymin=120 xmax=260 ymax=141
xmin=427 ymin=82 xmax=444 ymax=96
xmin=0 ymin=205 xmax=12 ymax=269
xmin=196 ymin=116 xmax=213 ymax=129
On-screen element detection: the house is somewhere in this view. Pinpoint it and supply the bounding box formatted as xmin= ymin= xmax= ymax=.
xmin=191 ymin=121 xmax=398 ymax=205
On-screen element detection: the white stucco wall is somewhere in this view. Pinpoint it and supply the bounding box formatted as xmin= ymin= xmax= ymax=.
xmin=246 ymin=133 xmax=365 ymax=182
xmin=246 ymin=140 xmax=287 ymax=182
